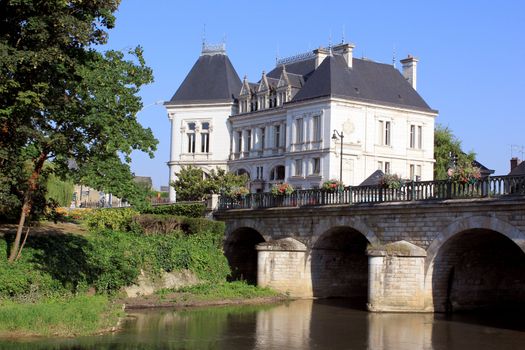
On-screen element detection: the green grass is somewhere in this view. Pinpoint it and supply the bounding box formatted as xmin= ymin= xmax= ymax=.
xmin=0 ymin=294 xmax=122 ymax=337
xmin=173 ymin=281 xmax=280 ymax=300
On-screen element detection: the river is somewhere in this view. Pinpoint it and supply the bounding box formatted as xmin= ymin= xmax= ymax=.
xmin=1 ymin=299 xmax=524 ymax=349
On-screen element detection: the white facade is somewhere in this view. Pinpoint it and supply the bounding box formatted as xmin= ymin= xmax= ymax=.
xmin=166 ymin=43 xmax=437 ymax=198
xmin=165 ymin=102 xmax=235 ymax=201
xmin=228 ymin=97 xmax=436 ymax=191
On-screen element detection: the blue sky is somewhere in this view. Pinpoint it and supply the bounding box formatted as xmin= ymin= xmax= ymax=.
xmin=103 ymin=0 xmax=525 ymax=189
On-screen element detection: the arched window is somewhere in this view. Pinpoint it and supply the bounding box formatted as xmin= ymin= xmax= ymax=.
xmin=270 ymin=165 xmax=285 ymax=181
xmin=236 ymin=168 xmax=251 ymax=179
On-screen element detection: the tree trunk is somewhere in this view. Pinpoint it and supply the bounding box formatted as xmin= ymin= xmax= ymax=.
xmin=8 ymin=153 xmax=47 ymax=262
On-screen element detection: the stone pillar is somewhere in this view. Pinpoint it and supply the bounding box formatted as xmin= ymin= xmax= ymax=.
xmin=256 ymin=238 xmax=312 ymax=297
xmin=367 ymin=240 xmax=427 ymax=312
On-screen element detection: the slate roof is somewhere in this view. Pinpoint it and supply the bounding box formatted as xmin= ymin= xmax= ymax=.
xmin=359 ymin=169 xmax=385 ymax=186
xmin=291 ymin=55 xmax=433 ymax=111
xmin=267 ymin=59 xmax=316 ymax=80
xmin=168 ymin=54 xmax=242 ymax=105
xmin=472 ymin=160 xmax=495 ymax=176
xmin=509 ymin=160 xmax=525 ymax=176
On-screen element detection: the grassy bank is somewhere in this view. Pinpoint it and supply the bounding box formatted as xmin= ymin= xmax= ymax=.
xmin=124 ymin=281 xmax=284 ymax=310
xmin=0 ymin=295 xmax=122 ymax=337
xmin=174 ymin=281 xmax=279 ymax=300
xmin=0 ymin=207 xmax=280 ymax=338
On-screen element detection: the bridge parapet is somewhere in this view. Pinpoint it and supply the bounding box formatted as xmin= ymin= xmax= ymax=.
xmin=218 ymin=175 xmax=525 ymax=210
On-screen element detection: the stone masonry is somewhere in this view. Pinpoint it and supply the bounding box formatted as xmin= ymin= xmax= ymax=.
xmin=215 ymin=197 xmax=525 ymax=312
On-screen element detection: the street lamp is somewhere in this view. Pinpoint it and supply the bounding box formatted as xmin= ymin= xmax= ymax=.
xmin=332 ymin=129 xmax=344 ymax=185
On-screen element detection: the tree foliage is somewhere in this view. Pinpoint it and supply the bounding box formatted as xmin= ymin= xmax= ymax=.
xmin=0 ymin=0 xmax=158 ymax=261
xmin=434 ymin=124 xmax=475 ymax=180
xmin=172 ymin=167 xmax=249 ymax=201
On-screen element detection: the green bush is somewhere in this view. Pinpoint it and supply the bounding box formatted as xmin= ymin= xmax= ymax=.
xmin=83 ymin=207 xmax=139 ymax=232
xmin=141 ymin=203 xmax=206 ymax=218
xmin=84 ymin=230 xmax=144 ymax=294
xmin=133 ymin=214 xmax=225 ymax=237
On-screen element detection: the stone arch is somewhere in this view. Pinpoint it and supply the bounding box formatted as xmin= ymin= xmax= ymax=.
xmin=426 ymin=215 xmax=525 ymax=269
xmin=425 ymin=215 xmax=525 ymax=312
xmin=223 ymin=226 xmax=266 ymax=285
xmin=312 ymin=217 xmax=379 ymax=247
xmin=310 ymin=223 xmax=372 ymax=302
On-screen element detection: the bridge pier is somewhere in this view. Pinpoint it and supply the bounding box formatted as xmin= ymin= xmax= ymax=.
xmin=256 ymin=238 xmax=312 ymax=297
xmin=367 ymin=241 xmax=428 ymax=312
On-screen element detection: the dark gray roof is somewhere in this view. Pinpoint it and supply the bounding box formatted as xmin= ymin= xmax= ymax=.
xmin=267 ymin=59 xmax=316 ymax=79
xmin=359 ymin=169 xmax=385 ymax=186
xmin=168 ymin=54 xmax=242 ymax=104
xmin=266 ymin=77 xmax=279 ymax=88
xmin=472 ymin=160 xmax=495 ymax=176
xmin=291 ymin=55 xmax=434 ymax=111
xmin=509 ymin=161 xmax=525 ymax=176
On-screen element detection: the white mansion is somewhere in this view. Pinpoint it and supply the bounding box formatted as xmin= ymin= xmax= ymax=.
xmin=165 ymin=42 xmax=437 ymax=201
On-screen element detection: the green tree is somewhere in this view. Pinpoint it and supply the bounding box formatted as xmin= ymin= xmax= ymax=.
xmin=172 ymin=167 xmax=249 ymax=201
xmin=0 ymin=1 xmax=158 ymax=261
xmin=434 ymin=124 xmax=475 ymax=180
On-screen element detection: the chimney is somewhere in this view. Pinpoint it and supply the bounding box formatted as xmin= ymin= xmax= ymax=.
xmin=400 ymin=55 xmax=419 ymax=90
xmin=332 ymin=42 xmax=355 ymax=69
xmin=313 ymin=47 xmax=330 ymax=69
xmin=510 ymin=157 xmax=520 ymax=171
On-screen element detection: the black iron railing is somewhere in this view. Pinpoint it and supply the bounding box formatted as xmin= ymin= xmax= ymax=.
xmin=217 ymin=175 xmax=525 ymax=210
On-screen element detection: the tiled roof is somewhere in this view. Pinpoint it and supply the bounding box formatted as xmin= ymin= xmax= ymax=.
xmin=168 ymin=54 xmax=241 ymax=105
xmin=291 ymin=55 xmax=433 ymax=111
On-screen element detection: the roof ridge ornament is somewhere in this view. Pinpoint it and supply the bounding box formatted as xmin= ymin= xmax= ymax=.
xmin=276 ymin=51 xmax=316 ymax=66
xmin=202 ymin=42 xmax=226 ymax=56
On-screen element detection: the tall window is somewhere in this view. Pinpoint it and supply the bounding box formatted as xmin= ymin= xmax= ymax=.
xmin=256 ymin=166 xmax=263 ymax=179
xmin=295 ymin=159 xmax=303 ymax=176
xmin=410 ymin=125 xmax=416 ymax=148
xmin=246 ymin=130 xmax=252 ymax=152
xmin=312 ymin=157 xmax=320 ymax=175
xmin=409 ymin=124 xmax=423 ymax=149
xmin=385 ymin=161 xmax=391 ymax=174
xmin=201 ymin=122 xmax=210 ymax=153
xmin=236 ymin=131 xmax=242 ymax=153
xmin=295 ymin=118 xmax=303 ymax=144
xmin=312 ymin=115 xmax=321 ymax=142
xmin=410 ymin=164 xmax=415 ymax=180
xmin=417 ymin=126 xmax=422 ymax=149
xmin=378 ymin=120 xmax=391 ymax=146
xmin=187 ymin=122 xmax=196 ymax=153
xmin=261 ymin=127 xmax=265 ymax=149
xmin=274 ymin=125 xmax=281 ymax=148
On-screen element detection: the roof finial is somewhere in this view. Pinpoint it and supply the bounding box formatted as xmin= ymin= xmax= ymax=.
xmin=202 ymin=24 xmax=206 ymax=51
xmin=342 ymin=24 xmax=346 ymax=44
xmin=392 ymin=45 xmax=396 ymax=68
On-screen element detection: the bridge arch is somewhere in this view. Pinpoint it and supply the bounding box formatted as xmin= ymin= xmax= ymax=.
xmin=425 ymin=215 xmax=525 ymax=312
xmin=224 ymin=226 xmax=265 ymax=285
xmin=312 ymin=217 xmax=379 ymax=246
xmin=311 ymin=224 xmax=371 ymax=302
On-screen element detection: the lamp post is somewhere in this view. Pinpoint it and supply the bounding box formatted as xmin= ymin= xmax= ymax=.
xmin=332 ymin=129 xmax=344 ymax=185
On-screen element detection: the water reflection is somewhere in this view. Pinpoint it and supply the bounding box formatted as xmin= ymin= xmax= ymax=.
xmin=0 ymin=300 xmax=524 ymax=349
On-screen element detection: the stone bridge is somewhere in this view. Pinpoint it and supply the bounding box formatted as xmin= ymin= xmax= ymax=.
xmin=215 ymin=197 xmax=525 ymax=312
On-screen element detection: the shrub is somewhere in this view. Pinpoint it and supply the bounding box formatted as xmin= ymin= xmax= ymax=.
xmin=133 ymin=214 xmax=225 ymax=237
xmin=83 ymin=207 xmax=139 ymax=232
xmin=84 ymin=230 xmax=144 ymax=294
xmin=140 ymin=203 xmax=206 ymax=218
xmin=0 ymin=240 xmax=66 ymax=299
